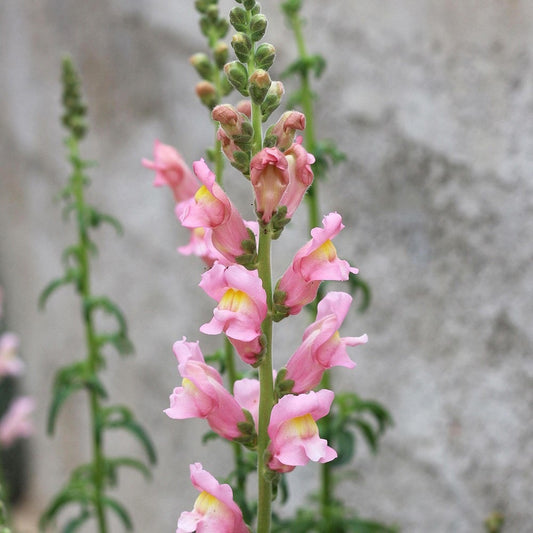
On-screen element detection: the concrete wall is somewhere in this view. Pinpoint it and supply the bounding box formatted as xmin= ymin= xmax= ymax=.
xmin=1 ymin=1 xmax=532 ymax=531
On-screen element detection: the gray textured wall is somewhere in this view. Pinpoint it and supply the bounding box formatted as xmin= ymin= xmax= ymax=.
xmin=1 ymin=1 xmax=533 ymax=532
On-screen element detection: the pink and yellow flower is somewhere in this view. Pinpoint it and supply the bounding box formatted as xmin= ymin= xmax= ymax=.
xmin=179 ymin=159 xmax=250 ymax=264
xmin=267 ymin=389 xmax=336 ymax=473
xmin=142 ymin=140 xmax=198 ymax=203
xmin=164 ymin=338 xmax=247 ymax=440
xmin=178 ymin=227 xmax=226 ymax=267
xmin=277 ymin=212 xmax=358 ymax=315
xmin=0 ymin=396 xmax=34 ymax=448
xmin=176 ymin=463 xmax=249 ymax=533
xmin=285 ymin=292 xmax=368 ymax=393
xmin=200 ymin=263 xmax=267 ymax=364
xmin=250 ymin=147 xmax=290 ymax=222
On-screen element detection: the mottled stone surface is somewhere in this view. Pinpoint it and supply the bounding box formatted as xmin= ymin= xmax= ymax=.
xmin=1 ymin=1 xmax=532 ymax=532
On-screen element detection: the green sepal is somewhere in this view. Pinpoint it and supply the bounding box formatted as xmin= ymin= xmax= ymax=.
xmin=234 ymin=409 xmax=257 ymax=450
xmin=47 ymin=361 xmax=108 ymax=435
xmin=272 ymin=287 xmax=289 ymax=322
xmin=270 ymin=206 xmax=290 ymax=240
xmin=235 ymin=228 xmax=258 ymax=270
xmin=98 ymin=405 xmax=157 ymax=465
xmin=274 ymin=368 xmax=294 ymax=400
xmin=230 ymin=150 xmax=251 ymax=176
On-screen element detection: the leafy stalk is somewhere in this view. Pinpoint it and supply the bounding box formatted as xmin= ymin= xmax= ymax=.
xmin=39 ymin=58 xmax=155 ymax=533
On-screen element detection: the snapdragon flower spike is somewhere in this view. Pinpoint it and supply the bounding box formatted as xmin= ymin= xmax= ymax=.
xmin=0 ymin=396 xmax=34 ymax=448
xmin=267 ymin=389 xmax=337 ymax=473
xmin=177 ymin=462 xmax=249 ymax=533
xmin=164 ymin=338 xmax=247 ymax=440
xmin=277 ymin=212 xmax=358 ymax=315
xmin=179 ymin=159 xmax=251 ymax=264
xmin=285 ymin=292 xmax=368 ymax=393
xmin=280 ymin=139 xmax=315 ymax=218
xmin=142 ymin=140 xmax=199 ymax=203
xmin=200 ymin=262 xmax=267 ymax=365
xmin=250 ymin=147 xmax=290 ymax=222
xmin=0 ymin=332 xmax=24 ymax=377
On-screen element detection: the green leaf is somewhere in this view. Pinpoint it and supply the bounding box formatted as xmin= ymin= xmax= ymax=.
xmin=348 ymin=272 xmax=372 ymax=313
xmin=87 ymin=208 xmax=124 ymax=236
xmin=106 ymin=457 xmax=152 ymax=484
xmin=62 ymin=509 xmax=91 ymax=533
xmin=84 ymin=297 xmax=133 ymax=356
xmin=202 ymin=430 xmax=220 ymax=445
xmin=352 ymin=419 xmax=378 ymax=454
xmin=100 ymin=405 xmax=157 ymax=464
xmin=101 ymin=496 xmax=133 ymax=531
xmin=39 ymin=270 xmax=78 ymax=309
xmin=47 ymin=362 xmax=108 ymax=434
xmin=39 ymin=483 xmax=90 ymax=531
xmin=330 ymin=428 xmax=355 ymax=467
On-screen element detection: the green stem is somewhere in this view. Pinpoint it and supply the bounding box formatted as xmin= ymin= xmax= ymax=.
xmin=70 ymin=138 xmax=108 ymax=533
xmin=256 ymin=225 xmax=273 ymax=533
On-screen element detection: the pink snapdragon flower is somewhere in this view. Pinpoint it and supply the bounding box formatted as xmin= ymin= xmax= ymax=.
xmin=277 ymin=212 xmax=358 ymax=315
xmin=0 ymin=396 xmax=34 ymax=447
xmin=280 ymin=140 xmax=315 ymax=218
xmin=267 ymin=389 xmax=337 ymax=473
xmin=285 ymin=292 xmax=368 ymax=393
xmin=200 ymin=263 xmax=267 ymax=364
xmin=250 ymin=147 xmax=290 ymax=222
xmin=142 ymin=140 xmax=199 ymax=203
xmin=0 ymin=333 xmax=24 ymax=377
xmin=178 ymin=227 xmax=226 ymax=267
xmin=234 ymin=378 xmax=260 ymax=427
xmin=164 ymin=338 xmax=247 ymax=440
xmin=179 ymin=159 xmax=250 ymax=264
xmin=268 ymin=111 xmax=306 ymax=151
xmin=176 ymin=463 xmax=249 ymax=533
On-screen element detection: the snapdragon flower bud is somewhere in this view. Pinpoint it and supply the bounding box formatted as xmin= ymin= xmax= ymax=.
xmin=195 ymin=81 xmax=218 ymax=109
xmin=213 ymin=41 xmax=229 ymax=69
xmin=229 ymin=6 xmax=248 ymax=31
xmin=225 ymin=61 xmax=249 ymax=96
xmin=190 ymin=53 xmax=213 ymax=80
xmin=232 ymin=32 xmax=252 ymax=63
xmin=249 ymin=69 xmax=271 ymax=105
xmin=261 ymin=80 xmax=284 ymax=121
xmin=255 ymin=43 xmax=276 ymax=71
xmin=250 ymin=14 xmax=267 ymax=42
